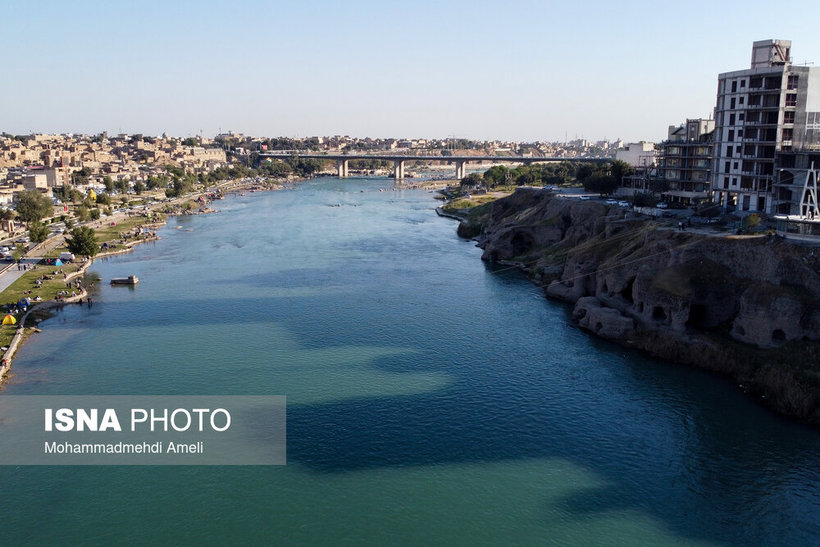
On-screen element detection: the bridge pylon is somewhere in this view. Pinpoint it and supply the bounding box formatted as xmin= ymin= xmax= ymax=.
xmin=394 ymin=160 xmax=405 ymax=181
xmin=337 ymin=159 xmax=349 ymax=178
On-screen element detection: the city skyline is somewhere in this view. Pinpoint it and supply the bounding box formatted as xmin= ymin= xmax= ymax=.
xmin=3 ymin=0 xmax=820 ymax=142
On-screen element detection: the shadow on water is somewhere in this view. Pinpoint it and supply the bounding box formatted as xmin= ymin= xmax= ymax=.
xmin=281 ymin=362 xmax=820 ymax=543
xmin=6 ymin=182 xmax=820 ymax=544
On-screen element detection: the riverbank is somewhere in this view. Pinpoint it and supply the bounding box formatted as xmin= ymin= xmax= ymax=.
xmin=0 ymin=175 xmax=284 ymax=384
xmin=446 ymin=187 xmax=820 ymax=425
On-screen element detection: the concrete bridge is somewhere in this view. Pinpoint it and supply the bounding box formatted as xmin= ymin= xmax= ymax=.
xmin=258 ymin=152 xmax=604 ymax=181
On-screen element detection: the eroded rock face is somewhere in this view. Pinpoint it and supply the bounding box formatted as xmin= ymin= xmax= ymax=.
xmin=473 ymin=189 xmax=820 ymax=422
xmin=480 ymin=188 xmax=624 ymax=263
xmin=479 ymin=189 xmax=820 ymax=350
xmin=731 ymin=286 xmax=814 ymax=347
xmin=474 ymin=190 xmax=820 ymax=424
xmin=572 ymin=296 xmax=635 ymax=340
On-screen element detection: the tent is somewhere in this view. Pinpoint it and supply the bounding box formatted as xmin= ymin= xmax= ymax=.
xmin=17 ymin=298 xmax=30 ymax=308
xmin=88 ymin=189 xmax=97 ymax=201
xmin=2 ymin=315 xmax=16 ymax=325
xmin=54 ymin=259 xmax=63 ymax=266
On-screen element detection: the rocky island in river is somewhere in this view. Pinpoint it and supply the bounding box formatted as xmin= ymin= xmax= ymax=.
xmin=455 ymin=188 xmax=820 ymax=424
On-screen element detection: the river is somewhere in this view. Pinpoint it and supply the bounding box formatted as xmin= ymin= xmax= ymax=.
xmin=1 ymin=177 xmax=818 ymax=545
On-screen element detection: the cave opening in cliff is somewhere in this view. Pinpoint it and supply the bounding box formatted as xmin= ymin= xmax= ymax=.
xmin=652 ymin=306 xmax=667 ymax=322
xmin=510 ymin=232 xmax=533 ymax=257
xmin=686 ymin=304 xmax=708 ymax=329
xmin=621 ymin=277 xmax=635 ymax=303
xmin=772 ymin=329 xmax=786 ymax=342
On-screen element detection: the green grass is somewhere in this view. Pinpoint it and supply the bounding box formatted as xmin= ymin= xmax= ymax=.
xmin=92 ymin=216 xmax=154 ymax=243
xmin=443 ymin=195 xmax=497 ymax=212
xmin=0 ymin=262 xmax=87 ymax=348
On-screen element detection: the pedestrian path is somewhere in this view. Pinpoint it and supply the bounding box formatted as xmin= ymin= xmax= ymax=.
xmin=0 ymin=260 xmax=39 ymax=294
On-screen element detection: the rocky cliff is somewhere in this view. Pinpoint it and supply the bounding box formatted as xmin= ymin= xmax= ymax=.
xmin=462 ymin=188 xmax=820 ymax=424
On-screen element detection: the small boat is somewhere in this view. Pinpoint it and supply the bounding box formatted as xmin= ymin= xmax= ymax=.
xmin=111 ymin=275 xmax=139 ymax=285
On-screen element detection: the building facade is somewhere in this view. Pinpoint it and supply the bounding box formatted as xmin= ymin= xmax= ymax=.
xmin=657 ymin=118 xmax=714 ymax=205
xmin=615 ymin=141 xmax=657 ymax=168
xmin=712 ymin=39 xmax=820 ymax=214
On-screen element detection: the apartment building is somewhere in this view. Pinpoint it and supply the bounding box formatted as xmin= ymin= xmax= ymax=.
xmin=712 ymin=39 xmax=820 ymax=214
xmin=615 ymin=141 xmax=657 ymax=168
xmin=657 ymin=119 xmax=714 ymax=205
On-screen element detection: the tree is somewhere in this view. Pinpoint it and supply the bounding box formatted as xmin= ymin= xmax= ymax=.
xmin=16 ymin=190 xmax=54 ymax=223
xmin=28 ymin=221 xmax=50 ymax=243
xmin=0 ymin=208 xmax=15 ymax=221
xmin=96 ymin=192 xmax=112 ymax=206
xmin=115 ymin=179 xmax=129 ymax=194
xmin=133 ymin=181 xmax=146 ymax=195
xmin=103 ymin=176 xmax=115 ymax=193
xmin=71 ymin=167 xmax=92 ymax=186
xmin=483 ymin=165 xmax=509 ymax=187
xmin=609 ymin=160 xmax=635 ymax=186
xmin=165 ymin=177 xmax=192 ymax=198
xmin=575 ymin=163 xmax=596 ymax=184
xmin=583 ymin=172 xmax=618 ymax=196
xmin=54 ymin=184 xmax=73 ymax=203
xmin=460 ymin=173 xmax=484 ymax=189
xmin=75 ymin=205 xmax=90 ymax=222
xmin=65 ymin=226 xmax=98 ymax=257
xmin=146 ymin=176 xmax=166 ymax=190
xmin=516 ymin=172 xmax=535 ymax=186
xmin=90 ymin=208 xmax=101 ymax=220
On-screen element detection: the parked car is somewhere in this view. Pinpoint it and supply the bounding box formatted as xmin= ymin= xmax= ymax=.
xmin=656 ymin=202 xmax=669 ymax=209
xmin=605 ymin=199 xmax=618 ymax=205
xmin=618 ymin=201 xmax=630 ymax=207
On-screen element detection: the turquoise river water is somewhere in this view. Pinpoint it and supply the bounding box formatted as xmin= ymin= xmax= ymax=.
xmin=1 ymin=177 xmax=819 ymax=545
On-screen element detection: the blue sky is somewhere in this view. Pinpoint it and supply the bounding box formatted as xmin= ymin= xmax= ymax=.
xmin=3 ymin=0 xmax=820 ymax=142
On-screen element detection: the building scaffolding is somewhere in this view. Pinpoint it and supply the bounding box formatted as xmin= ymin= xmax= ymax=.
xmin=800 ymin=162 xmax=820 ymax=219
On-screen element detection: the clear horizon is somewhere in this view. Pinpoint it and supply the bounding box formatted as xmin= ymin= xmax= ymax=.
xmin=3 ymin=0 xmax=820 ymax=143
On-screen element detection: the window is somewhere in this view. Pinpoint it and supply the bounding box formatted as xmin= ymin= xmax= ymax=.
xmin=723 ymin=176 xmax=729 ymax=189
xmin=732 ymin=80 xmax=738 ymax=92
xmin=740 ymin=79 xmax=746 ymax=88
xmin=734 ymin=162 xmax=739 ymax=170
xmin=729 ymin=114 xmax=735 ymax=124
xmin=784 ymin=111 xmax=795 ymax=124
xmin=728 ymin=130 xmax=734 ymax=141
xmin=725 ymin=161 xmax=731 ymax=172
xmin=726 ymin=146 xmax=733 ymax=156
xmin=788 ymin=75 xmax=799 ymax=90
xmin=730 ymin=98 xmax=736 ymax=109
xmin=739 ymin=113 xmax=745 ymax=122
xmin=739 ymin=97 xmax=744 ymax=105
